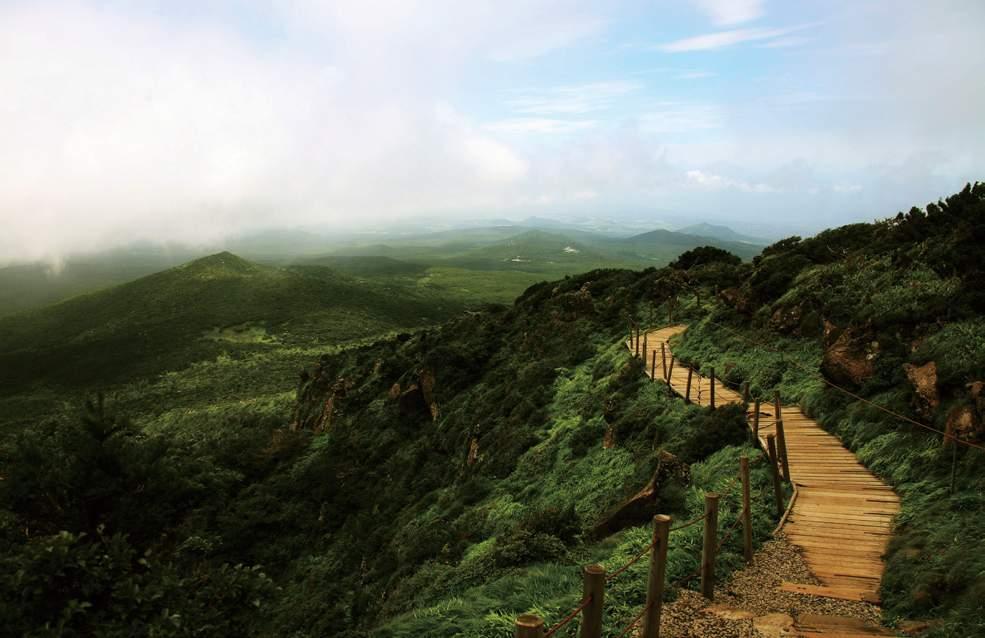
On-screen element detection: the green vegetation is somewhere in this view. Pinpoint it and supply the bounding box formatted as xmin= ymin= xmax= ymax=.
xmin=2 ymin=185 xmax=984 ymax=636
xmin=1 ymin=263 xmax=779 ymax=637
xmin=670 ymin=183 xmax=985 ymax=637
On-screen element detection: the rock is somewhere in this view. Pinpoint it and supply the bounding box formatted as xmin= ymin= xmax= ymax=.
xmin=769 ymin=304 xmax=803 ymax=334
xmin=903 ymin=361 xmax=939 ymax=416
xmin=591 ymin=451 xmax=689 ymax=538
xmin=822 ymin=326 xmax=876 ymax=386
xmin=388 ymin=382 xmax=402 ymax=400
xmin=398 ymin=384 xmax=429 ymax=418
xmin=706 ymin=605 xmax=755 ymax=621
xmin=753 ymin=612 xmax=795 ymax=637
xmin=945 ymin=404 xmax=982 ymax=444
xmin=419 ymin=368 xmax=439 ymax=420
xmin=719 ymin=287 xmax=752 ymax=315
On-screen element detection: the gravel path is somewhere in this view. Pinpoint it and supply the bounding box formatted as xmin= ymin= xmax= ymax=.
xmin=649 ymin=533 xmax=884 ymax=637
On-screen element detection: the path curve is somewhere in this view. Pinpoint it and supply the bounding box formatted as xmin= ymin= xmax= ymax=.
xmin=630 ymin=325 xmax=900 ymax=606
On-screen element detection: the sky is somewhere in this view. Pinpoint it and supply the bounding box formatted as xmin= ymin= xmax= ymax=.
xmin=2 ymin=0 xmax=984 ymax=262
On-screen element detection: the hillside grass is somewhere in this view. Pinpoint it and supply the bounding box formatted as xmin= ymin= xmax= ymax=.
xmin=671 ymin=309 xmax=985 ymax=637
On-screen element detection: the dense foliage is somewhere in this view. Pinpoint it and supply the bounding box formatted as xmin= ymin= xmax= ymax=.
xmin=2 ymin=183 xmax=983 ymax=636
xmin=671 ymin=183 xmax=985 ymax=637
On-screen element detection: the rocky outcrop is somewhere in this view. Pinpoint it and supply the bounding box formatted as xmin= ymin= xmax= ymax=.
xmin=903 ymin=361 xmax=939 ymax=417
xmin=394 ymin=368 xmax=440 ymax=420
xmin=291 ymin=358 xmax=352 ymax=432
xmin=769 ymin=304 xmax=802 ymax=334
xmin=945 ymin=404 xmax=982 ymax=445
xmin=591 ymin=451 xmax=689 ymax=538
xmin=822 ymin=323 xmax=877 ymax=386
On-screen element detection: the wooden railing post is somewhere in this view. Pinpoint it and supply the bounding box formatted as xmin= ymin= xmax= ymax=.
xmin=667 ymin=356 xmax=675 ymax=384
xmin=709 ymin=367 xmax=716 ymax=409
xmin=660 ymin=343 xmax=667 ymax=380
xmin=752 ymin=400 xmax=761 ymax=443
xmin=741 ymin=382 xmax=750 ymax=407
xmin=775 ymin=418 xmax=790 ymax=482
xmin=740 ymin=457 xmax=753 ymax=564
xmin=700 ymin=492 xmax=720 ymax=599
xmin=650 ymin=351 xmax=657 ymax=381
xmin=767 ymin=434 xmax=784 ymax=515
xmin=773 ymin=391 xmax=782 ymax=422
xmin=515 ymin=614 xmax=544 ymax=637
xmin=580 ymin=565 xmax=605 ymax=638
xmin=635 ymin=327 xmax=641 ymax=358
xmin=685 ymin=368 xmax=693 ymax=404
xmin=641 ymin=514 xmax=671 ymax=638
xmin=642 ymin=333 xmax=648 ymax=362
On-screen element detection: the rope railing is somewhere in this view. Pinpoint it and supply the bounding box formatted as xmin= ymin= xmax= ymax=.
xmin=542 ymin=596 xmax=593 ymax=638
xmin=514 ymin=328 xmax=793 ymax=638
xmin=614 ymin=602 xmax=650 ymax=638
xmin=606 ymin=540 xmax=657 ymax=583
xmin=515 ymin=475 xmax=770 ymax=638
xmin=693 ymin=314 xmax=985 ymax=453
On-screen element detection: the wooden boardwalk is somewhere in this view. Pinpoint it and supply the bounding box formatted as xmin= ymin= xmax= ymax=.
xmin=631 ymin=325 xmax=900 ymax=605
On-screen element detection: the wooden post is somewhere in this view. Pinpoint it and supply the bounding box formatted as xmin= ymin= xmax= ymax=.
xmin=740 ymin=457 xmax=753 ymax=564
xmin=700 ymin=493 xmax=720 ymax=599
xmin=515 ymin=614 xmax=544 ymax=637
xmin=651 ymin=351 xmax=657 ymax=381
xmin=753 ymin=400 xmax=761 ymax=443
xmin=667 ymin=356 xmax=675 ymax=384
xmin=643 ymin=333 xmax=648 ymax=363
xmin=773 ymin=391 xmax=782 ymax=422
xmin=741 ymin=382 xmax=750 ymax=407
xmin=660 ymin=343 xmax=667 ymax=380
xmin=767 ymin=435 xmax=784 ymax=515
xmin=775 ymin=418 xmax=791 ymax=482
xmin=685 ymin=368 xmax=693 ymax=404
xmin=709 ymin=367 xmax=716 ymax=409
xmin=635 ymin=327 xmax=641 ymax=357
xmin=641 ymin=515 xmax=671 ymax=638
xmin=580 ymin=565 xmax=605 ymax=638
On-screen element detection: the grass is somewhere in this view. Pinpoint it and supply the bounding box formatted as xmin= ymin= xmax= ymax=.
xmin=671 ymin=308 xmax=985 ymax=637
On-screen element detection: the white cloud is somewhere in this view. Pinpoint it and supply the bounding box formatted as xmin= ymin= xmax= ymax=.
xmin=692 ymin=0 xmax=764 ymax=26
xmin=505 ymin=82 xmax=640 ymax=115
xmin=483 ymin=118 xmax=598 ymax=134
xmin=661 ymin=26 xmax=804 ymax=52
xmin=686 ymin=170 xmax=775 ymax=193
xmin=639 ymin=104 xmax=723 ymax=133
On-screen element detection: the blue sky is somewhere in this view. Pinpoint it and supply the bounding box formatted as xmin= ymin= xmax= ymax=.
xmin=2 ymin=0 xmax=984 ymax=260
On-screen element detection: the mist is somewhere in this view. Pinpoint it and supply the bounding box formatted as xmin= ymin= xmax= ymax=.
xmin=2 ymin=0 xmax=984 ymax=265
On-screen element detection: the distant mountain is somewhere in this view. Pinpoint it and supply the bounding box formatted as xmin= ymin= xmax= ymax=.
xmin=676 ymin=223 xmax=768 ymax=245
xmin=609 ymin=228 xmax=763 ymax=263
xmin=0 ymin=245 xmax=204 ymax=317
xmin=0 ymin=252 xmax=462 ymax=392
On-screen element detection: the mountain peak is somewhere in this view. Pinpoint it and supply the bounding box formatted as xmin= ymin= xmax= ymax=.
xmin=180 ymin=251 xmax=260 ymax=278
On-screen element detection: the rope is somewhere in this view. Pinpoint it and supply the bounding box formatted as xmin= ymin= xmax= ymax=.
xmin=716 ymin=507 xmax=746 ymax=552
xmin=698 ymin=315 xmax=985 ymax=453
xmin=614 ymin=602 xmax=651 ymax=638
xmin=607 ymin=540 xmax=657 ymax=583
xmin=669 ymin=511 xmax=708 ymax=532
xmin=543 ymin=596 xmax=593 ymax=638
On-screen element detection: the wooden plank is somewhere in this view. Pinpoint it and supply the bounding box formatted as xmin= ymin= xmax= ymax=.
xmin=779 ymin=582 xmax=880 ymax=603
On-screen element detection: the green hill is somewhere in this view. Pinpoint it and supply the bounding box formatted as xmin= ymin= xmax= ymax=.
xmin=0 ymin=252 xmax=462 ymax=393
xmin=3 ymin=186 xmax=984 ymax=636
